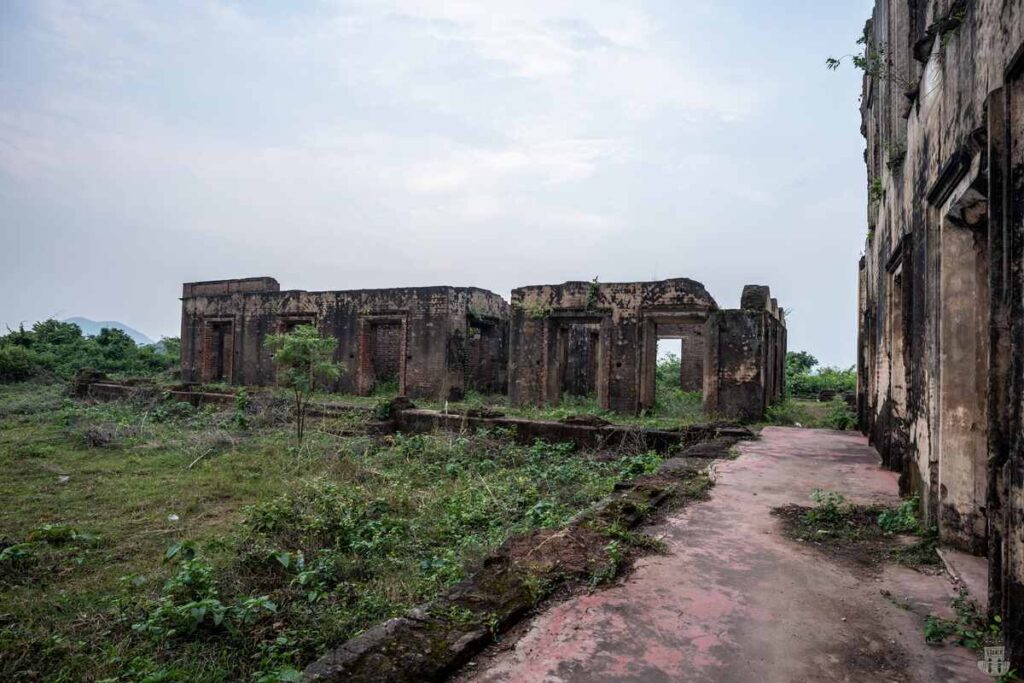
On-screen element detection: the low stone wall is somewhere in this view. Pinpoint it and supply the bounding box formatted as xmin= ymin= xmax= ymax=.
xmin=84 ymin=382 xmax=237 ymax=408
xmin=395 ymin=409 xmax=744 ymax=454
xmin=77 ymin=380 xmax=750 ymax=455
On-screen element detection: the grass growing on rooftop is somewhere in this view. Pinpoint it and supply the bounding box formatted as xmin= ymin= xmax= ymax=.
xmin=0 ymin=381 xmax=664 ymax=681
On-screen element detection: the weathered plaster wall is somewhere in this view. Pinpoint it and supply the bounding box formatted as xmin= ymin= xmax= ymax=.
xmin=181 ymin=279 xmax=509 ymax=401
xmin=507 ymin=279 xmax=718 ymax=414
xmin=856 ymin=0 xmax=1024 ymax=659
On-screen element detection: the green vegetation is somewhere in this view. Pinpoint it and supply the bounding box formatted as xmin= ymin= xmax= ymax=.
xmin=517 ymin=301 xmax=554 ymax=319
xmin=925 ymin=589 xmax=1006 ymax=658
xmin=0 ymin=320 xmax=178 ymax=382
xmin=0 ymin=381 xmax=667 ymax=681
xmin=877 ymin=496 xmax=920 ymax=534
xmin=776 ymin=489 xmax=939 ymax=567
xmin=868 ymin=176 xmax=885 ymax=204
xmin=764 ymin=397 xmax=856 ymax=430
xmin=652 ymin=353 xmax=706 ymax=423
xmin=785 ymin=351 xmax=856 ymax=399
xmin=264 ymin=325 xmax=344 ymax=442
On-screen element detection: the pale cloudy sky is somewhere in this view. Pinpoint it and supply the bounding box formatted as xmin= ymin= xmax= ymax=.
xmin=1 ymin=0 xmax=871 ymax=367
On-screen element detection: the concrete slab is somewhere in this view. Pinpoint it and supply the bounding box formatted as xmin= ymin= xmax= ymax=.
xmin=938 ymin=547 xmax=989 ymax=612
xmin=459 ymin=427 xmax=985 ymax=682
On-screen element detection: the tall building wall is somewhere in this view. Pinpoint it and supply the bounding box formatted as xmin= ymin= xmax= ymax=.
xmin=855 ymin=0 xmax=1024 ymax=659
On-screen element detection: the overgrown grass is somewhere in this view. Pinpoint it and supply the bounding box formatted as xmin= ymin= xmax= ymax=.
xmin=764 ymin=397 xmax=856 ymax=430
xmin=0 ymin=381 xmax=665 ymax=681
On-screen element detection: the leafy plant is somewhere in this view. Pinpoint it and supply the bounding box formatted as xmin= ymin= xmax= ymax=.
xmin=0 ymin=320 xmax=179 ymax=381
xmin=590 ymin=539 xmax=623 ymax=586
xmin=518 ymin=301 xmax=553 ymax=320
xmin=585 ymin=277 xmax=600 ymax=311
xmin=826 ymin=33 xmax=913 ymax=90
xmin=0 ymin=346 xmax=40 ymax=383
xmin=878 ymin=496 xmax=920 ymax=534
xmin=785 ymin=351 xmax=855 ymax=399
xmin=134 ymin=542 xmax=277 ymax=640
xmin=824 ymin=399 xmax=856 ymax=431
xmin=804 ymin=489 xmax=850 ymax=530
xmin=924 ymin=589 xmax=1002 ymax=652
xmin=233 ymin=388 xmax=251 ymax=429
xmin=868 ymin=177 xmax=885 ymax=204
xmin=264 ymin=325 xmax=344 ymax=442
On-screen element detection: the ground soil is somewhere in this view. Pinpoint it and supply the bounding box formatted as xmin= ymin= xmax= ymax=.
xmin=454 ymin=427 xmax=987 ymax=683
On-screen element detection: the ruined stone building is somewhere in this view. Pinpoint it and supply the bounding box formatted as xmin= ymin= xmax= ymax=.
xmin=180 ymin=278 xmax=509 ymax=400
xmin=704 ymin=285 xmax=787 ymax=422
xmin=855 ymin=0 xmax=1024 ymax=658
xmin=507 ymin=279 xmax=786 ymax=418
xmin=182 ymin=276 xmax=786 ymax=420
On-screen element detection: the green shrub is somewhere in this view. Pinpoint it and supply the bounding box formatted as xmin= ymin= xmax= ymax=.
xmin=878 ymin=496 xmax=920 ymax=534
xmin=824 ymin=399 xmax=856 ymax=430
xmin=655 ymin=353 xmax=682 ymax=390
xmin=765 ymin=398 xmax=809 ymax=426
xmin=0 ymin=321 xmax=179 ymax=379
xmin=805 ymin=489 xmax=849 ymax=527
xmin=785 ymin=351 xmax=855 ymax=398
xmin=0 ymin=346 xmax=40 ymax=383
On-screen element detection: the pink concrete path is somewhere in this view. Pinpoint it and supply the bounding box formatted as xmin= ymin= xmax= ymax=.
xmin=461 ymin=427 xmax=985 ymax=683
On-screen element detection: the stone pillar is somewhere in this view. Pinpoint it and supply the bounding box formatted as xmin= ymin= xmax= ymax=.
xmin=704 ymin=285 xmax=787 ymax=421
xmin=703 ymin=310 xmax=765 ymax=421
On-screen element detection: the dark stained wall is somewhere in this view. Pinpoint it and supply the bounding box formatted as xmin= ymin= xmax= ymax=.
xmin=703 ymin=285 xmax=787 ymax=421
xmin=855 ymin=0 xmax=1024 ymax=661
xmin=181 ymin=279 xmax=509 ymax=401
xmin=507 ymin=278 xmax=718 ymax=414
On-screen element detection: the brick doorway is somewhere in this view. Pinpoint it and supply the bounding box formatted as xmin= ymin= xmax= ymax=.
xmin=201 ymin=319 xmax=233 ymax=383
xmin=357 ymin=315 xmax=407 ymax=395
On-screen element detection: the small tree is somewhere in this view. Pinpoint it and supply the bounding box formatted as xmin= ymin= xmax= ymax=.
xmin=264 ymin=325 xmax=343 ymax=442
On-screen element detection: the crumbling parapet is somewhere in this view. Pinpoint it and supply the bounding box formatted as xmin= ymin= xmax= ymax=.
xmin=703 ymin=285 xmax=787 ymax=421
xmin=507 ymin=279 xmax=718 ymax=415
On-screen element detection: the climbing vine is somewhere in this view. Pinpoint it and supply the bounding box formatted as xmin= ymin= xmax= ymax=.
xmin=585 ymin=277 xmax=600 ymax=312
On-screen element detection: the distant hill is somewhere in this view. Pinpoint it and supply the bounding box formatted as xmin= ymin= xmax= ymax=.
xmin=63 ymin=317 xmax=155 ymax=346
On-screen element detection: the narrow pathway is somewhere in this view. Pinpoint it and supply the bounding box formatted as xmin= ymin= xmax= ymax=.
xmin=461 ymin=427 xmax=984 ymax=682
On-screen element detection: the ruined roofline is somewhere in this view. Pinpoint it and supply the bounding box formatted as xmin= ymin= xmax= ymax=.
xmin=513 ymin=276 xmax=711 ymax=291
xmin=182 ymin=277 xmax=508 ymax=304
xmin=512 ymin=277 xmax=718 ymax=309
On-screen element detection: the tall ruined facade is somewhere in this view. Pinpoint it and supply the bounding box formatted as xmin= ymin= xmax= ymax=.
xmin=183 ymin=276 xmax=785 ymax=420
xmin=507 ymin=279 xmax=786 ymax=418
xmin=507 ymin=278 xmax=719 ymax=414
xmin=856 ymin=0 xmax=1024 ymax=658
xmin=704 ymin=285 xmax=787 ymax=423
xmin=181 ymin=278 xmax=509 ymax=400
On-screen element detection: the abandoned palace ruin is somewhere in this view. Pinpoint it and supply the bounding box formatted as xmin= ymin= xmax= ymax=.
xmin=181 ymin=277 xmax=786 ymax=420
xmin=856 ymin=0 xmax=1024 ymax=661
xmin=180 ymin=278 xmax=509 ymax=400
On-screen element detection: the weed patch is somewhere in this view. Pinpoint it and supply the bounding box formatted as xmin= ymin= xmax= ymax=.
xmin=0 ymin=381 xmax=683 ymax=681
xmin=773 ymin=490 xmax=939 ymax=569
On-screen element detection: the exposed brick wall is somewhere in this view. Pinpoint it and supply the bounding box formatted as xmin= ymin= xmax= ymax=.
xmin=678 ymin=323 xmax=706 ymax=392
xmin=371 ymin=322 xmax=401 ymax=382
